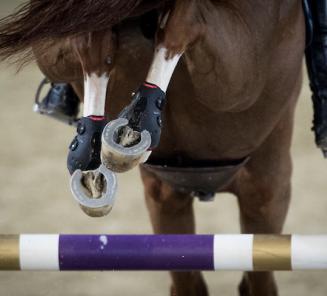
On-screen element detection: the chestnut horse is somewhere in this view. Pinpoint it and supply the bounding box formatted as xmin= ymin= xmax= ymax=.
xmin=0 ymin=0 xmax=305 ymax=295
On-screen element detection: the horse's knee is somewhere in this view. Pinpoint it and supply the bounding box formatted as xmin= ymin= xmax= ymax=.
xmin=140 ymin=168 xmax=193 ymax=215
xmin=239 ymin=180 xmax=290 ymax=218
xmin=234 ymin=167 xmax=292 ymax=233
xmin=236 ymin=165 xmax=291 ymax=206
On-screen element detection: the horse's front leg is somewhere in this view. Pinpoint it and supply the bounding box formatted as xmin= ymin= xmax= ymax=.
xmin=100 ymin=48 xmax=181 ymax=172
xmin=65 ymin=30 xmax=121 ymax=217
xmin=140 ymin=167 xmax=208 ymax=296
xmin=33 ymin=36 xmax=118 ymax=216
xmin=100 ymin=1 xmax=203 ymax=172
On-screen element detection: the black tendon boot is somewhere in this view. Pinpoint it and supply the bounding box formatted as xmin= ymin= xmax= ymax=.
xmin=67 ymin=116 xmax=107 ymax=174
xmin=119 ymin=82 xmax=166 ymax=149
xmin=305 ymin=0 xmax=327 ymax=157
xmin=34 ymin=79 xmax=80 ymax=126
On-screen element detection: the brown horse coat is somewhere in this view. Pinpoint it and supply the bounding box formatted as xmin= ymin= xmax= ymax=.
xmin=0 ymin=1 xmax=305 ymax=295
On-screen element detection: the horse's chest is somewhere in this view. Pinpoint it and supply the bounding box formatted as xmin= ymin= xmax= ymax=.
xmin=157 ymin=89 xmax=273 ymax=161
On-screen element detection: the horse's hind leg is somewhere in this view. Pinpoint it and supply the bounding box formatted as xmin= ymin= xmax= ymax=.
xmin=140 ymin=167 xmax=208 ymax=296
xmin=233 ymin=107 xmax=295 ymax=296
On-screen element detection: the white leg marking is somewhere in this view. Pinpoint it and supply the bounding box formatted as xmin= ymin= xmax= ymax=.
xmin=214 ymin=234 xmax=254 ymax=270
xmin=291 ymin=235 xmax=327 ymax=270
xmin=83 ymin=73 xmax=109 ymax=117
xmin=146 ymin=47 xmax=182 ymax=92
xmin=20 ymin=235 xmax=59 ymax=270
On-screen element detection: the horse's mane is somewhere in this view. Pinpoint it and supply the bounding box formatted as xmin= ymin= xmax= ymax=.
xmin=0 ymin=0 xmax=166 ymax=65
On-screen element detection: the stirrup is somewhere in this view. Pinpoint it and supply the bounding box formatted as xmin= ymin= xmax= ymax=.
xmin=33 ymin=78 xmax=80 ymax=126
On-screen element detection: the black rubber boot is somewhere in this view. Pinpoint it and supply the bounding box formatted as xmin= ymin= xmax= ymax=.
xmin=119 ymin=82 xmax=166 ymax=149
xmin=34 ymin=79 xmax=80 ymax=126
xmin=305 ymin=0 xmax=327 ymax=157
xmin=67 ymin=116 xmax=107 ymax=174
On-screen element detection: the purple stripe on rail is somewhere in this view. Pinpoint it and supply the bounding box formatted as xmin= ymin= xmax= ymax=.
xmin=59 ymin=235 xmax=214 ymax=271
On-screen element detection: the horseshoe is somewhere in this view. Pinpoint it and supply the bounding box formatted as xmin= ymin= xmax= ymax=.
xmin=101 ymin=118 xmax=152 ymax=173
xmin=70 ymin=164 xmax=117 ymax=217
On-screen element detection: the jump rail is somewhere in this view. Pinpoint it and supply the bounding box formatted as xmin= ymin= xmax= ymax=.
xmin=0 ymin=234 xmax=326 ymax=271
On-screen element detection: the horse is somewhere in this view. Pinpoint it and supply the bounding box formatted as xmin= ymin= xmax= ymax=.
xmin=0 ymin=0 xmax=305 ymax=295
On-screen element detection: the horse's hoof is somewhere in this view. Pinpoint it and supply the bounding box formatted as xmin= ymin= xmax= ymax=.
xmin=101 ymin=118 xmax=152 ymax=173
xmin=70 ymin=164 xmax=117 ymax=217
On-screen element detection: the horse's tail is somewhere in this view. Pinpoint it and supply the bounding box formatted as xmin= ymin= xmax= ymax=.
xmin=0 ymin=0 xmax=144 ymax=65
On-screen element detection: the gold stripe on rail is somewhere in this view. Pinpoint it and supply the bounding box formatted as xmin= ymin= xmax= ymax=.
xmin=0 ymin=235 xmax=20 ymax=270
xmin=253 ymin=235 xmax=291 ymax=271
